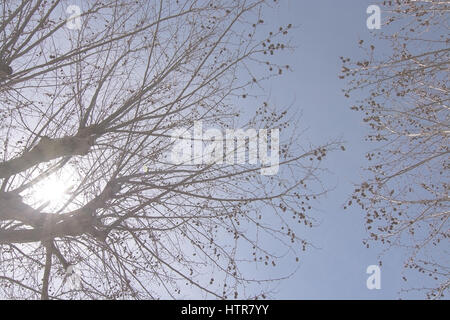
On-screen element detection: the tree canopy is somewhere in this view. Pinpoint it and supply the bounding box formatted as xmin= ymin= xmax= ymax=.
xmin=0 ymin=0 xmax=338 ymax=299
xmin=342 ymin=0 xmax=449 ymax=299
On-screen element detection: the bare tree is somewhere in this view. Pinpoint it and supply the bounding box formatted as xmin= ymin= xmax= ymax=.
xmin=0 ymin=0 xmax=339 ymax=299
xmin=342 ymin=0 xmax=449 ymax=299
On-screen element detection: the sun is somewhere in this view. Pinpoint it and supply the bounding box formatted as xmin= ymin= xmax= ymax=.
xmin=27 ymin=165 xmax=78 ymax=210
xmin=37 ymin=177 xmax=70 ymax=204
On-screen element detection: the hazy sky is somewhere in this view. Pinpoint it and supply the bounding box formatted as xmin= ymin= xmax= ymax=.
xmin=248 ymin=0 xmax=433 ymax=299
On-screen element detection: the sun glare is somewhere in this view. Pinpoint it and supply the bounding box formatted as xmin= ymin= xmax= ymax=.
xmin=28 ymin=165 xmax=78 ymax=210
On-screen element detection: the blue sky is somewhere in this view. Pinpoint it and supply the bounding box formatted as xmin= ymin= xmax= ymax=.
xmin=249 ymin=0 xmax=427 ymax=299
